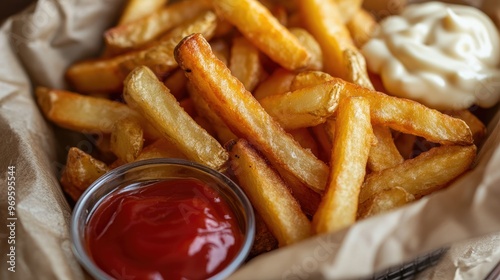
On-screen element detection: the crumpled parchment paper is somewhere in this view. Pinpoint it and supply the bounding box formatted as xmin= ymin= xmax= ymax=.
xmin=0 ymin=0 xmax=499 ymax=279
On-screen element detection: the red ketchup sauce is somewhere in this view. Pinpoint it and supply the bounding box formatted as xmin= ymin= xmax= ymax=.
xmin=85 ymin=178 xmax=244 ymax=280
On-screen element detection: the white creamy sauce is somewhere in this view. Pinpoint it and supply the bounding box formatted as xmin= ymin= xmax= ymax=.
xmin=362 ymin=1 xmax=500 ymax=110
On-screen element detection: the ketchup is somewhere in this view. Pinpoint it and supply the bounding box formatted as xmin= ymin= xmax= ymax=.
xmin=85 ymin=178 xmax=244 ymax=280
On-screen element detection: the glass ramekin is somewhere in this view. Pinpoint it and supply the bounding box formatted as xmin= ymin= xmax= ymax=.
xmin=70 ymin=158 xmax=255 ymax=280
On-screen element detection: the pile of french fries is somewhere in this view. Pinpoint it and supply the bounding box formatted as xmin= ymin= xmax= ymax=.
xmin=36 ymin=0 xmax=485 ymax=255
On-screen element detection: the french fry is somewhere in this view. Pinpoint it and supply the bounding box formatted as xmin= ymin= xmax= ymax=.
xmin=60 ymin=147 xmax=109 ymax=201
xmin=259 ymin=81 xmax=341 ymax=130
xmin=117 ymin=0 xmax=168 ymax=26
xmin=163 ymin=69 xmax=188 ymax=100
xmin=123 ymin=65 xmax=228 ymax=170
xmin=335 ymin=0 xmax=363 ymax=22
xmin=346 ymin=8 xmax=378 ymax=48
xmin=35 ymin=87 xmax=158 ymax=138
xmin=299 ymin=0 xmax=353 ymax=78
xmin=229 ymin=139 xmax=312 ymax=246
xmin=357 ymin=187 xmax=415 ymax=220
xmin=211 ymin=0 xmax=311 ymax=70
xmin=367 ymin=126 xmax=404 ymax=172
xmin=110 ymin=118 xmax=144 ymax=163
xmin=229 ymin=36 xmax=264 ymax=92
xmin=445 ymin=109 xmax=486 ymax=145
xmin=135 ymin=138 xmax=186 ymax=161
xmin=290 ymin=70 xmax=334 ymax=91
xmin=253 ymin=68 xmax=295 ymax=100
xmin=289 ymin=28 xmax=323 ymax=71
xmin=332 ymin=78 xmax=474 ymax=145
xmin=105 ymin=0 xmax=210 ymax=54
xmin=359 ymin=145 xmax=477 ymax=203
xmin=175 ymin=33 xmax=329 ymax=193
xmin=313 ymin=97 xmax=374 ymax=233
xmin=67 ymin=11 xmax=217 ymax=93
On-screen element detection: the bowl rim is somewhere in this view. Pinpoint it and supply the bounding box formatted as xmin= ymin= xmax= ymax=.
xmin=70 ymin=157 xmax=256 ymax=280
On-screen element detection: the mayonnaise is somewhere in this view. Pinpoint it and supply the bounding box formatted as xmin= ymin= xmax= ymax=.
xmin=361 ymin=2 xmax=500 ymax=110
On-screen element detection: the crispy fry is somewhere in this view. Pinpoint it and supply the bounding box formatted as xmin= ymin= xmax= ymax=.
xmin=289 ymin=28 xmax=323 ymax=71
xmin=117 ymin=0 xmax=168 ymax=26
xmin=123 ymin=66 xmax=228 ymax=170
xmin=332 ymin=79 xmax=474 ymax=145
xmin=253 ymin=68 xmax=295 ymax=100
xmin=357 ymin=187 xmax=415 ymax=220
xmin=211 ymin=0 xmax=311 ymax=70
xmin=445 ymin=110 xmax=486 ymax=145
xmin=60 ymin=147 xmax=109 ymax=201
xmin=367 ymin=126 xmax=404 ymax=172
xmin=335 ymin=0 xmax=363 ymax=22
xmin=35 ymin=87 xmax=158 ymax=138
xmin=230 ymin=139 xmax=312 ymax=246
xmin=175 ymin=34 xmax=329 ymax=192
xmin=105 ymin=0 xmax=210 ymax=54
xmin=110 ymin=118 xmax=144 ymax=163
xmin=359 ymin=145 xmax=477 ymax=203
xmin=259 ymin=81 xmax=341 ymax=130
xmin=290 ymin=70 xmax=334 ymax=91
xmin=347 ymin=8 xmax=378 ymax=48
xmin=67 ymin=11 xmax=217 ymax=93
xmin=313 ymin=97 xmax=373 ymax=233
xmin=229 ymin=36 xmax=264 ymax=92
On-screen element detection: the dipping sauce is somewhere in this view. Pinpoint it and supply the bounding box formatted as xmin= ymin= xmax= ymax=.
xmin=362 ymin=2 xmax=500 ymax=110
xmin=85 ymin=178 xmax=244 ymax=280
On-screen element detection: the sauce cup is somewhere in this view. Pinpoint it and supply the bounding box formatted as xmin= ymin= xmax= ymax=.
xmin=71 ymin=158 xmax=255 ymax=280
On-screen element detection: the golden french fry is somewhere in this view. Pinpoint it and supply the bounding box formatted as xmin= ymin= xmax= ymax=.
xmin=110 ymin=118 xmax=144 ymax=163
xmin=123 ymin=65 xmax=228 ymax=170
xmin=367 ymin=125 xmax=404 ymax=172
xmin=343 ymin=48 xmax=374 ymax=90
xmin=290 ymin=70 xmax=334 ymax=91
xmin=289 ymin=28 xmax=323 ymax=71
xmin=105 ymin=0 xmax=210 ymax=54
xmin=67 ymin=11 xmax=217 ymax=93
xmin=287 ymin=128 xmax=320 ymax=158
xmin=445 ymin=110 xmax=486 ymax=145
xmin=175 ymin=33 xmax=329 ymax=193
xmin=357 ymin=187 xmax=415 ymax=220
xmin=335 ymin=0 xmax=363 ymax=22
xmin=259 ymin=81 xmax=340 ymax=130
xmin=332 ymin=79 xmax=474 ymax=145
xmin=253 ymin=68 xmax=295 ymax=100
xmin=135 ymin=138 xmax=186 ymax=161
xmin=60 ymin=147 xmax=109 ymax=201
xmin=313 ymin=97 xmax=374 ymax=233
xmin=117 ymin=0 xmax=168 ymax=26
xmin=229 ymin=36 xmax=264 ymax=92
xmin=359 ymin=145 xmax=477 ymax=203
xmin=229 ymin=139 xmax=312 ymax=246
xmin=163 ymin=69 xmax=188 ymax=100
xmin=346 ymin=8 xmax=378 ymax=48
xmin=211 ymin=0 xmax=311 ymax=70
xmin=35 ymin=87 xmax=158 ymax=138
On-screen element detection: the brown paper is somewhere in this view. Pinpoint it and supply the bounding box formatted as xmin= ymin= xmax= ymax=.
xmin=0 ymin=0 xmax=499 ymax=279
